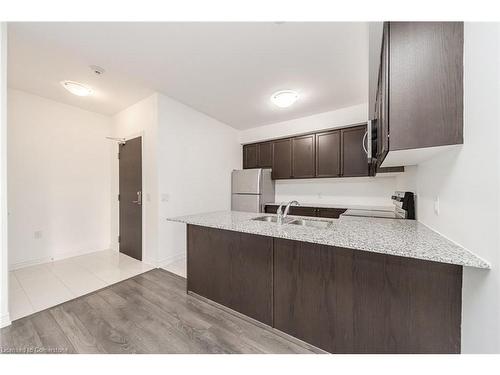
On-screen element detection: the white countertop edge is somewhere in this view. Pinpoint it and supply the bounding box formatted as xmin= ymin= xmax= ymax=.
xmin=416 ymin=220 xmax=492 ymax=270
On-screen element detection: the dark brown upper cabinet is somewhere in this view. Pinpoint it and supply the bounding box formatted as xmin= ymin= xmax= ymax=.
xmin=292 ymin=134 xmax=315 ymax=178
xmin=242 ymin=124 xmax=373 ymax=180
xmin=377 ymin=24 xmax=389 ymax=166
xmin=368 ymin=22 xmax=384 ymax=121
xmin=341 ymin=125 xmax=369 ymax=177
xmin=243 ymin=144 xmax=258 ymax=169
xmin=375 ymin=22 xmax=464 ymax=167
xmin=257 ymin=142 xmax=272 ymax=168
xmin=242 ymin=141 xmax=272 ymax=169
xmin=272 ymin=138 xmax=292 ymax=179
xmin=316 ymin=130 xmax=341 ymax=178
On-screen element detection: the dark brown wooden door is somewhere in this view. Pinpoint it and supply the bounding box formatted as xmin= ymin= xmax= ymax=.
xmin=272 ymin=138 xmax=292 ymax=179
xmin=341 ymin=125 xmax=369 ymax=177
xmin=187 ymin=225 xmax=273 ymax=325
xmin=315 ymin=130 xmax=341 ymax=178
xmin=243 ymin=144 xmax=258 ymax=169
xmin=119 ymin=136 xmax=142 ymax=261
xmin=292 ymin=134 xmax=315 ymax=178
xmin=257 ymin=142 xmax=272 ymax=168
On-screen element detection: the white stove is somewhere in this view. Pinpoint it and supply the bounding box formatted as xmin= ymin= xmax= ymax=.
xmin=341 ymin=191 xmax=415 ymax=220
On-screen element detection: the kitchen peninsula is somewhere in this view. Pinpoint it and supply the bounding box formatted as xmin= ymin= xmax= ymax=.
xmin=169 ymin=211 xmax=489 ymax=354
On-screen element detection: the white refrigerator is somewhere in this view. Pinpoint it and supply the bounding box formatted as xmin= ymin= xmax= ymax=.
xmin=231 ymin=169 xmax=275 ymax=213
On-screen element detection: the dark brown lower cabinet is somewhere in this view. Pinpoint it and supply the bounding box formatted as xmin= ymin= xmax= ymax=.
xmin=288 ymin=206 xmax=317 ymax=217
xmin=187 ymin=225 xmax=273 ymax=325
xmin=273 ymin=239 xmax=462 ymax=353
xmin=187 ymin=225 xmax=462 ymax=354
xmin=274 ymin=240 xmax=355 ymax=353
xmin=264 ymin=205 xmax=347 ymax=219
xmin=316 ymin=208 xmax=347 ymax=219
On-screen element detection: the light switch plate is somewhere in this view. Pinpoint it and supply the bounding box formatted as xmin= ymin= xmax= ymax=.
xmin=434 ymin=196 xmax=440 ymax=215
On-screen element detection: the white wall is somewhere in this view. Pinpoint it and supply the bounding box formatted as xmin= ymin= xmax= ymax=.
xmin=111 ymin=93 xmax=159 ymax=265
xmin=157 ymin=93 xmax=241 ymax=265
xmin=7 ymin=89 xmax=113 ymax=268
xmin=395 ymin=23 xmax=500 ymax=353
xmin=239 ymin=103 xmax=368 ymax=144
xmin=240 ymin=103 xmax=398 ymax=207
xmin=1 ymin=23 xmax=10 ymax=327
xmin=275 ymin=176 xmax=396 ymax=207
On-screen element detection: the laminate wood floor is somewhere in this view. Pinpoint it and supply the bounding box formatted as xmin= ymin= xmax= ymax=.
xmin=0 ymin=269 xmax=315 ymax=354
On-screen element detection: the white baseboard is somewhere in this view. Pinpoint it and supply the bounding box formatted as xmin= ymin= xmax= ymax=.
xmin=141 ymin=256 xmax=159 ymax=268
xmin=158 ymin=252 xmax=185 ymax=268
xmin=9 ymin=248 xmax=112 ymax=271
xmin=0 ymin=313 xmax=11 ymax=328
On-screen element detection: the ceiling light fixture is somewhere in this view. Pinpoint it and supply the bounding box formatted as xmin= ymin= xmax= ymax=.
xmin=60 ymin=81 xmax=92 ymax=97
xmin=270 ymin=90 xmax=299 ymax=108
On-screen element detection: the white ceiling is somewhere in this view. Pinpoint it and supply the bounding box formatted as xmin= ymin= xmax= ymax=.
xmin=8 ymin=22 xmax=369 ymax=129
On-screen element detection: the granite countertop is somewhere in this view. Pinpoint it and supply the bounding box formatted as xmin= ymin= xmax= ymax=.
xmin=264 ymin=202 xmax=394 ymax=211
xmin=168 ymin=211 xmax=490 ymax=269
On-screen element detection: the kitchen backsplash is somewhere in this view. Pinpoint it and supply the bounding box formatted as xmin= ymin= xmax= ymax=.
xmin=274 ymin=176 xmax=397 ymax=207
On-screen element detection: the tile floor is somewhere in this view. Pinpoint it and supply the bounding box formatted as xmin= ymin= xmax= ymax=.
xmin=9 ymin=250 xmax=154 ymax=321
xmin=161 ymin=256 xmax=187 ymax=278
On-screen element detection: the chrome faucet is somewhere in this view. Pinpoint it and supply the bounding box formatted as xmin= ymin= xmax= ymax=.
xmin=276 ymin=201 xmax=300 ymax=224
xmin=283 ymin=201 xmax=300 ymax=219
xmin=276 ymin=203 xmax=286 ymax=225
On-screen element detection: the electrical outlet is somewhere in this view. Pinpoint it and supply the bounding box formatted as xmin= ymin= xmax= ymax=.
xmin=434 ymin=196 xmax=440 ymax=215
xmin=34 ymin=230 xmax=42 ymax=239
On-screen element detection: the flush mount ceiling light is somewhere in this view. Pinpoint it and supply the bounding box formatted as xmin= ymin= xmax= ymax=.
xmin=270 ymin=90 xmax=299 ymax=108
xmin=60 ymin=81 xmax=92 ymax=97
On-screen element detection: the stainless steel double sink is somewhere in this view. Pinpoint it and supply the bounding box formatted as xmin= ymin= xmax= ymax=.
xmin=251 ymin=215 xmax=333 ymax=229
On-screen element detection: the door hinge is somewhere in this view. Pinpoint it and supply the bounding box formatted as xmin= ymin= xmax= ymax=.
xmin=118 ymin=194 xmax=120 ymax=201
xmin=117 ymin=152 xmax=120 ymax=159
xmin=118 ymin=235 xmax=121 ymax=243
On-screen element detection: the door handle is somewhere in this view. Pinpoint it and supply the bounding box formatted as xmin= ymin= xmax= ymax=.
xmin=362 ymin=131 xmax=368 ymax=155
xmin=132 ymin=191 xmax=142 ymax=205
